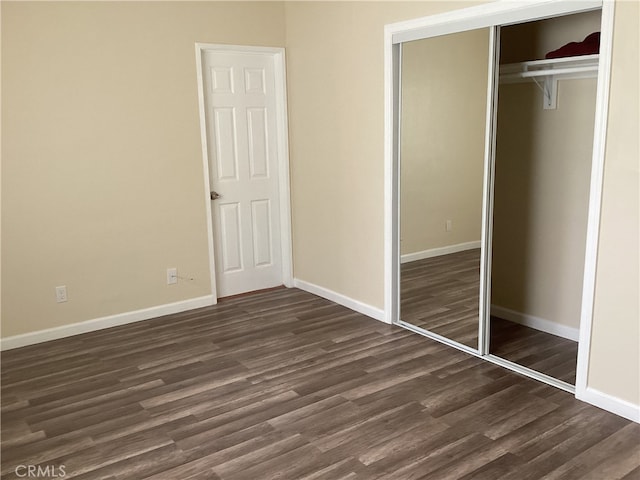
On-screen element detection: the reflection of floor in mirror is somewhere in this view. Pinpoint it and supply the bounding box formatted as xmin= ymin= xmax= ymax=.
xmin=400 ymin=248 xmax=577 ymax=384
xmin=490 ymin=316 xmax=578 ymax=385
xmin=400 ymin=249 xmax=481 ymax=349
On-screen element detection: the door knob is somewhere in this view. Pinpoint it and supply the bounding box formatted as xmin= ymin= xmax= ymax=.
xmin=210 ymin=191 xmax=221 ymax=200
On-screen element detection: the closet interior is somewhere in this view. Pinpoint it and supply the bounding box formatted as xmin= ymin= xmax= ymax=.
xmin=490 ymin=10 xmax=601 ymax=386
xmin=396 ymin=5 xmax=604 ymax=390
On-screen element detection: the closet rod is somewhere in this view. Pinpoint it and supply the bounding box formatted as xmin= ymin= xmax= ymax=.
xmin=500 ymin=65 xmax=598 ymax=81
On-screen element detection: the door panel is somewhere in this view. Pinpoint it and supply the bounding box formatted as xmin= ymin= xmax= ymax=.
xmin=244 ymin=68 xmax=266 ymax=94
xmin=211 ymin=67 xmax=234 ymax=93
xmin=203 ymin=51 xmax=283 ymax=297
xmin=219 ymin=202 xmax=243 ymax=273
xmin=213 ymin=108 xmax=239 ymax=181
xmin=251 ymin=199 xmax=273 ymax=267
xmin=247 ymin=108 xmax=269 ymax=178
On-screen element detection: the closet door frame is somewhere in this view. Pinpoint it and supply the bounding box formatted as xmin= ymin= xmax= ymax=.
xmin=384 ymin=0 xmax=614 ymax=402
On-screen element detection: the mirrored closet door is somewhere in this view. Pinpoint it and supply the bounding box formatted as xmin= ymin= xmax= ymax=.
xmin=390 ymin=0 xmax=607 ymax=394
xmin=398 ymin=28 xmax=491 ymax=351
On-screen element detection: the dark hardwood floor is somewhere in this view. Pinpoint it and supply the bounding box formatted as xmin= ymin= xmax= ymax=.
xmin=490 ymin=317 xmax=579 ymax=385
xmin=401 ymin=249 xmax=578 ymax=384
xmin=2 ymin=288 xmax=639 ymax=479
xmin=401 ymin=249 xmax=481 ymax=348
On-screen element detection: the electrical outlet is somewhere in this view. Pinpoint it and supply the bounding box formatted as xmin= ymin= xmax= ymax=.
xmin=445 ymin=220 xmax=453 ymax=232
xmin=167 ymin=268 xmax=178 ymax=285
xmin=56 ymin=285 xmax=68 ymax=303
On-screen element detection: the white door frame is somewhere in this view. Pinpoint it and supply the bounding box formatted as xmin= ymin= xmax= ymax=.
xmin=195 ymin=43 xmax=293 ymax=302
xmin=384 ymin=0 xmax=624 ymax=415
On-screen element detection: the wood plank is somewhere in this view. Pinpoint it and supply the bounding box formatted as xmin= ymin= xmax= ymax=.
xmin=1 ymin=288 xmax=637 ymax=479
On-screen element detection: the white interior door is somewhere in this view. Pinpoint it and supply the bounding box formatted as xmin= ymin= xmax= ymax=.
xmin=203 ymin=50 xmax=283 ymax=298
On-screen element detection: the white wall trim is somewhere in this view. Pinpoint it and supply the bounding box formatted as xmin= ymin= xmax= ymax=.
xmin=491 ymin=304 xmax=580 ymax=342
xmin=383 ymin=32 xmax=401 ymax=325
xmin=577 ymin=387 xmax=640 ymax=424
xmin=195 ymin=45 xmax=218 ymax=301
xmin=0 ymin=295 xmax=215 ymax=351
xmin=389 ymin=0 xmax=601 ymax=44
xmin=401 ymin=241 xmax=481 ymax=264
xmin=194 ymin=43 xmax=293 ymax=297
xmin=293 ymin=279 xmax=386 ymax=323
xmin=574 ymin=0 xmax=615 ymax=400
xmin=272 ymin=49 xmax=294 ymax=288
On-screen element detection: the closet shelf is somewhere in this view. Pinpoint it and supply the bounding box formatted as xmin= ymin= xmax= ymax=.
xmin=499 ymin=54 xmax=599 ymax=83
xmin=499 ymin=54 xmax=599 ymax=110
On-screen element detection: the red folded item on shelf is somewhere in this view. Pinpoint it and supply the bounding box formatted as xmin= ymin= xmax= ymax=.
xmin=545 ymin=32 xmax=600 ymax=59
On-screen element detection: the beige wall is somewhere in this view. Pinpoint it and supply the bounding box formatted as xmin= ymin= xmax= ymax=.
xmin=284 ymin=1 xmax=480 ymax=307
xmin=491 ymin=79 xmax=597 ymax=329
xmin=588 ymin=0 xmax=639 ymax=405
xmin=1 ymin=1 xmax=286 ymax=337
xmin=400 ymin=30 xmax=488 ymax=256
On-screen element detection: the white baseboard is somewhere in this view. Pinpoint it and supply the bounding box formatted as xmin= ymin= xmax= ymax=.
xmin=577 ymin=386 xmax=640 ymax=423
xmin=491 ymin=304 xmax=580 ymax=342
xmin=293 ymin=279 xmax=387 ymax=324
xmin=0 ymin=295 xmax=216 ymax=351
xmin=401 ymin=240 xmax=481 ymax=264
